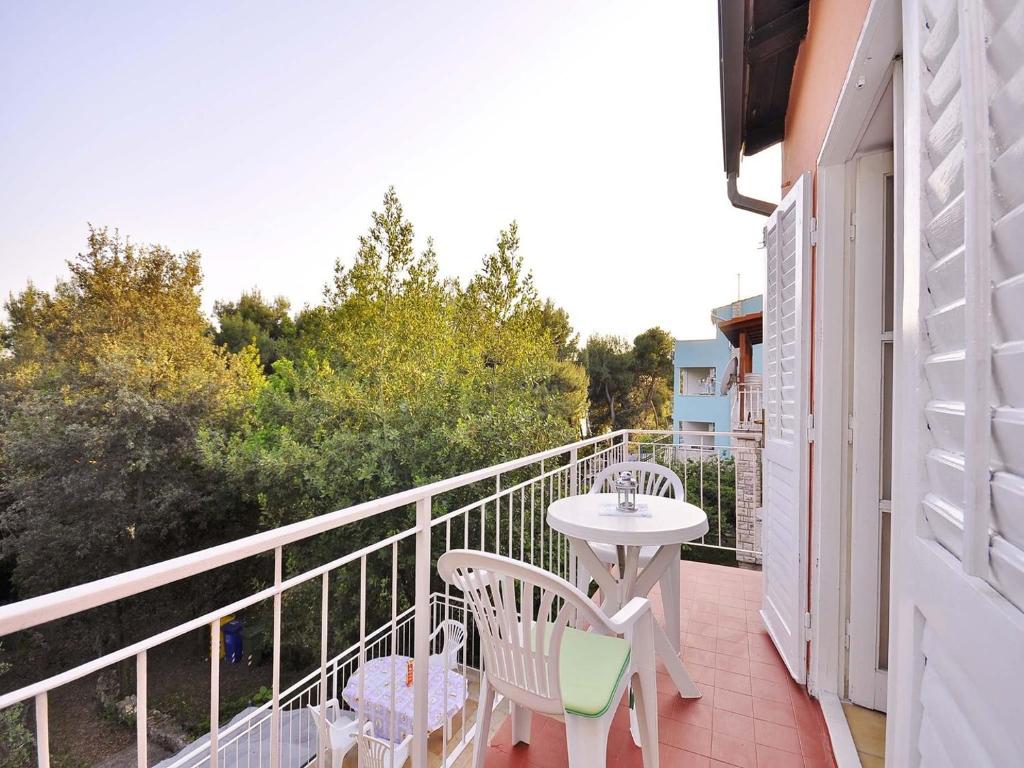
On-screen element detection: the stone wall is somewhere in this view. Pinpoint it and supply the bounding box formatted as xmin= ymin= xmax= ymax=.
xmin=733 ymin=432 xmax=763 ymax=565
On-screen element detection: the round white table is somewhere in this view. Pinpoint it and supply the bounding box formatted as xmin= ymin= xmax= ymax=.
xmin=547 ymin=492 xmax=709 ymax=700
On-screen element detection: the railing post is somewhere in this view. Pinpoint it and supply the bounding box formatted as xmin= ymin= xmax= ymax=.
xmin=209 ymin=619 xmax=220 ymax=768
xmin=318 ymin=572 xmax=329 ymax=767
xmin=35 ymin=692 xmax=49 ymax=768
xmin=412 ymin=495 xmax=432 ymax=768
xmin=270 ymin=547 xmax=282 ymax=768
xmin=568 ymin=446 xmax=579 ymax=602
xmin=137 ymin=651 xmax=148 ymax=768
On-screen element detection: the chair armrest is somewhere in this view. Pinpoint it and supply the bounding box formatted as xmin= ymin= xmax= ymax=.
xmin=604 ymin=597 xmax=652 ymax=633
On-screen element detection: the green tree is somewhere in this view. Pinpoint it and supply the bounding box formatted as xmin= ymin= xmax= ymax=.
xmin=580 ymin=328 xmax=674 ymax=431
xmin=203 ymin=190 xmax=587 ymax=658
xmin=213 ymin=290 xmax=296 ymax=373
xmin=0 ymin=228 xmax=263 ymax=658
xmin=580 ymin=335 xmax=634 ymax=430
xmin=539 ymin=299 xmax=579 ymax=362
xmin=0 ymin=646 xmax=33 ymax=768
xmin=629 ymin=327 xmax=674 ymax=428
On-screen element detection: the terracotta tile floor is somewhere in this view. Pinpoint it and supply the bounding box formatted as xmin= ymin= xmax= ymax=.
xmin=474 ymin=560 xmax=836 ymax=768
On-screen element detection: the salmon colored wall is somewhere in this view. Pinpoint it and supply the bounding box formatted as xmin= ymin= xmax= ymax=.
xmin=781 ymin=0 xmax=872 ymax=193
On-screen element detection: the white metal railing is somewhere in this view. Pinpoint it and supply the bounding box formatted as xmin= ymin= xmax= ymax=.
xmin=628 ymin=430 xmax=763 ymax=557
xmin=730 ymin=379 xmax=764 ymax=431
xmin=0 ymin=428 xmax=760 ymax=767
xmin=155 ymin=592 xmax=476 ymax=768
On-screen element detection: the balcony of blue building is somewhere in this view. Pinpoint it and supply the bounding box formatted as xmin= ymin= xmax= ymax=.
xmin=672 ymin=294 xmax=763 ymax=449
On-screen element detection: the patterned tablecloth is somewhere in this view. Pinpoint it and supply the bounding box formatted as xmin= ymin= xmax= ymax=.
xmin=341 ymin=655 xmax=468 ymax=742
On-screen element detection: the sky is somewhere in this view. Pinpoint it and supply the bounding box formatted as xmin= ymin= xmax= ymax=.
xmin=0 ymin=0 xmax=779 ymax=343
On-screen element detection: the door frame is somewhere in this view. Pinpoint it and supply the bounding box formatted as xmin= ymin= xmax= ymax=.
xmin=847 ymin=149 xmax=895 ymax=711
xmin=808 ymin=0 xmax=902 ymax=708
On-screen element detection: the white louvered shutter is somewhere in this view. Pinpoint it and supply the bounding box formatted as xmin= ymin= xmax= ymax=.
xmin=893 ymin=0 xmax=1024 ymax=764
xmin=985 ymin=0 xmax=1024 ymax=616
xmin=760 ymin=172 xmax=811 ymax=683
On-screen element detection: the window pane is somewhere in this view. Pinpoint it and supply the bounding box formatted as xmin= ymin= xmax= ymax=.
xmin=880 ymin=341 xmax=894 ymax=501
xmin=878 ymin=508 xmax=892 ymax=670
xmin=883 ymin=174 xmax=895 ymax=333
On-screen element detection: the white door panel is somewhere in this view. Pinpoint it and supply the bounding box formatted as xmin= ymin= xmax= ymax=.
xmin=761 ymin=172 xmax=812 ymax=683
xmin=848 ymin=150 xmax=895 ymax=712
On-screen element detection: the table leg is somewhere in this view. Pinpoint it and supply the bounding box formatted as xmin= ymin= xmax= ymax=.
xmin=634 ymin=546 xmax=682 ymax=653
xmin=570 ymin=539 xmax=701 ymax=701
xmin=619 ymin=547 xmax=640 ymax=603
xmin=630 ymin=546 xmax=698 ymax=699
xmin=570 ymin=540 xmax=623 ymax=622
xmin=653 ymin=623 xmax=701 ymax=698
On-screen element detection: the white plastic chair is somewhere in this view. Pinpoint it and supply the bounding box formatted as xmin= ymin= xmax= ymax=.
xmin=438 ymin=549 xmax=659 ymax=768
xmin=430 ymin=618 xmax=466 ymax=671
xmin=585 ymin=460 xmax=685 ymax=651
xmin=358 ymin=720 xmax=412 ymax=768
xmin=308 ymin=698 xmax=359 ymax=768
xmin=430 ymin=618 xmax=467 ymax=739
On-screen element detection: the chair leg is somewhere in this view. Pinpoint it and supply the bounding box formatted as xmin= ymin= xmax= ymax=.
xmin=659 ymin=559 xmax=681 ymax=652
xmin=565 ymin=712 xmax=612 ymax=768
xmin=472 ymin=675 xmax=495 ymax=768
xmin=632 ymin=670 xmax=659 ymax=768
xmin=511 ymin=703 xmax=533 ymax=745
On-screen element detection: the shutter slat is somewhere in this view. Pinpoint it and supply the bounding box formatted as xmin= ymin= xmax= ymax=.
xmin=924 ymin=299 xmax=965 ymax=352
xmin=925 ymin=245 xmax=965 ymax=306
xmin=926 ymin=89 xmax=963 ymax=160
xmin=923 ymin=192 xmax=965 ymax=259
xmin=992 ymin=203 xmax=1024 ymax=281
xmin=923 ymin=350 xmax=965 ymax=401
xmin=925 ymin=140 xmax=964 ymax=211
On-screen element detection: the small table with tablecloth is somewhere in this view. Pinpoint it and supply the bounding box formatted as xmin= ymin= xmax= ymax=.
xmin=341 ymin=655 xmax=467 ymax=742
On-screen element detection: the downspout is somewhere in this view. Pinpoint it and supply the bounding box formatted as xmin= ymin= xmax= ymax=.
xmin=727 ymin=172 xmax=776 ymax=216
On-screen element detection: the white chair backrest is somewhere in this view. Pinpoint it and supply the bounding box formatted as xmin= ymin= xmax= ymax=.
xmin=431 ymin=618 xmax=466 ymax=670
xmin=308 ymin=699 xmax=337 ymax=750
xmin=437 ymin=549 xmax=612 ymax=716
xmin=358 ymin=722 xmax=411 ymax=768
xmin=588 ymin=460 xmax=684 ymax=499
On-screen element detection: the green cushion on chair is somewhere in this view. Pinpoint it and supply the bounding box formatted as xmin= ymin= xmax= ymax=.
xmin=558 ymin=628 xmax=631 ymax=718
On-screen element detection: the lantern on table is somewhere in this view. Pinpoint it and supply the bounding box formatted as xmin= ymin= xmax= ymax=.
xmin=615 ymin=471 xmax=638 ymax=512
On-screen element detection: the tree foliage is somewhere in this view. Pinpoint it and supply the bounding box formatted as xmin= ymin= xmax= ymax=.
xmin=0 ymin=646 xmax=33 ymax=768
xmin=580 ymin=327 xmax=674 ymax=431
xmin=213 ymin=291 xmax=296 ymax=373
xmin=201 ymin=190 xmax=589 ymax=657
xmin=0 ymin=228 xmax=263 ymax=656
xmin=0 ymin=191 xmax=591 ymax=685
xmin=580 ymin=335 xmax=634 ymax=429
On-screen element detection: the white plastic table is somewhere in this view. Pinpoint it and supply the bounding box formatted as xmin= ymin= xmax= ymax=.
xmin=547 ymin=492 xmax=709 ymax=700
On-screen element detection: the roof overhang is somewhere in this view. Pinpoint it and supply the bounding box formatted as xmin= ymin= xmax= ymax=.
xmin=717 ymin=310 xmax=764 ymax=347
xmin=718 ymin=0 xmax=809 ymax=177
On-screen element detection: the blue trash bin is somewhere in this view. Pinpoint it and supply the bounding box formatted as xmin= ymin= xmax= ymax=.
xmin=223 ymin=620 xmax=244 ymax=663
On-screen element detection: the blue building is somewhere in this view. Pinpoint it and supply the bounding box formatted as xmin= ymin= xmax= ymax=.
xmin=673 ymin=295 xmax=763 ymax=436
